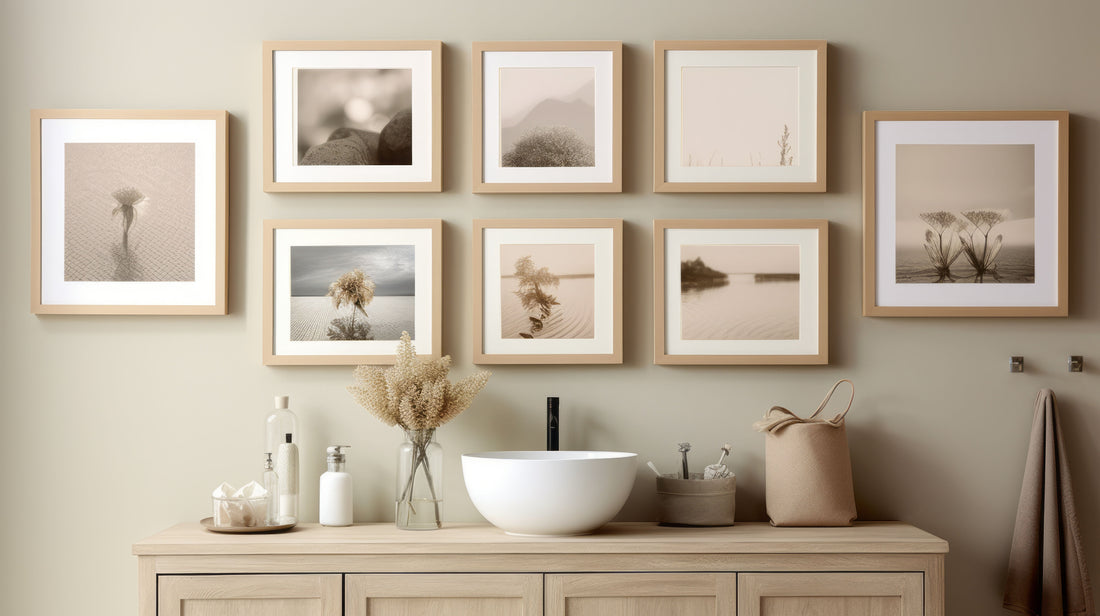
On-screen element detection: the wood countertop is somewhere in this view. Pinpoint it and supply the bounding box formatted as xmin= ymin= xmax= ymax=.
xmin=134 ymin=521 xmax=948 ymax=556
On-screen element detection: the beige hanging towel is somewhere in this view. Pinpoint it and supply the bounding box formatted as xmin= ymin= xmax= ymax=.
xmin=1004 ymin=389 xmax=1094 ymax=616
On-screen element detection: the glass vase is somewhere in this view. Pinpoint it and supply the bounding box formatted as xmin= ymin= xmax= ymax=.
xmin=395 ymin=428 xmax=443 ymax=530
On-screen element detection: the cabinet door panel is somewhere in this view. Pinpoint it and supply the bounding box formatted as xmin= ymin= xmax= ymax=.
xmin=546 ymin=573 xmax=735 ymax=616
xmin=738 ymin=572 xmax=922 ymax=616
xmin=346 ymin=573 xmax=542 ymax=616
xmin=158 ymin=574 xmax=341 ymax=616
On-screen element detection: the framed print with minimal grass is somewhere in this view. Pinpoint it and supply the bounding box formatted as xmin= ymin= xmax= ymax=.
xmin=263 ymin=40 xmax=441 ymax=192
xmin=473 ymin=219 xmax=622 ymax=364
xmin=473 ymin=41 xmax=622 ymax=193
xmin=654 ymin=40 xmax=826 ymax=193
xmin=31 ymin=109 xmax=228 ymax=315
xmin=862 ymin=111 xmax=1068 ymax=317
xmin=654 ymin=219 xmax=828 ymax=365
xmin=263 ymin=219 xmax=441 ymax=365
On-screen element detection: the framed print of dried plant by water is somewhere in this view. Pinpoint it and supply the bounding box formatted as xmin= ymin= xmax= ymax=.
xmin=263 ymin=219 xmax=441 ymax=365
xmin=473 ymin=219 xmax=622 ymax=364
xmin=862 ymin=111 xmax=1068 ymax=317
xmin=472 ymin=42 xmax=622 ymax=193
xmin=654 ymin=40 xmax=826 ymax=193
xmin=263 ymin=41 xmax=442 ymax=192
xmin=654 ymin=219 xmax=828 ymax=365
xmin=31 ymin=109 xmax=228 ymax=315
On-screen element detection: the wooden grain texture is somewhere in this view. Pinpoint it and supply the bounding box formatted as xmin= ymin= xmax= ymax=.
xmin=738 ymin=572 xmax=922 ymax=616
xmin=158 ymin=574 xmax=340 ymax=616
xmin=547 ymin=573 xmax=734 ymax=616
xmin=347 ymin=573 xmax=541 ymax=615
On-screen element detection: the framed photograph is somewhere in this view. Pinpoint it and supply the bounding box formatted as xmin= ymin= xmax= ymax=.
xmin=31 ymin=109 xmax=228 ymax=315
xmin=654 ymin=40 xmax=826 ymax=193
xmin=654 ymin=219 xmax=828 ymax=365
xmin=263 ymin=40 xmax=441 ymax=192
xmin=473 ymin=219 xmax=622 ymax=364
xmin=263 ymin=219 xmax=441 ymax=365
xmin=472 ymin=41 xmax=622 ymax=193
xmin=863 ymin=111 xmax=1069 ymax=317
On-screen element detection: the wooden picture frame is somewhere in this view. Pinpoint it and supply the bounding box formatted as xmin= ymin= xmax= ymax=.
xmin=263 ymin=40 xmax=442 ymax=193
xmin=31 ymin=109 xmax=228 ymax=315
xmin=472 ymin=41 xmax=622 ymax=193
xmin=654 ymin=219 xmax=828 ymax=365
xmin=654 ymin=40 xmax=826 ymax=193
xmin=473 ymin=219 xmax=622 ymax=364
xmin=862 ymin=110 xmax=1069 ymax=317
xmin=262 ymin=219 xmax=442 ymax=365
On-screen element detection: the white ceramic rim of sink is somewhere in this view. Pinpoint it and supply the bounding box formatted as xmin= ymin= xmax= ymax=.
xmin=463 ymin=451 xmax=636 ymax=461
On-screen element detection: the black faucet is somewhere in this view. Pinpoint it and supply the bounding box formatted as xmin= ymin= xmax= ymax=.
xmin=546 ymin=397 xmax=559 ymax=451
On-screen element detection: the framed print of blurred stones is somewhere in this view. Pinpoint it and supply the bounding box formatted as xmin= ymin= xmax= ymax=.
xmin=654 ymin=40 xmax=826 ymax=193
xmin=473 ymin=42 xmax=622 ymax=193
xmin=862 ymin=111 xmax=1068 ymax=317
xmin=653 ymin=219 xmax=828 ymax=365
xmin=31 ymin=109 xmax=228 ymax=315
xmin=263 ymin=41 xmax=441 ymax=192
xmin=262 ymin=219 xmax=441 ymax=365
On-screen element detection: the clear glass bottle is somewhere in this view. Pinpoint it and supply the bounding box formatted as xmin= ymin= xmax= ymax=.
xmin=265 ymin=396 xmax=299 ymax=524
xmin=262 ymin=453 xmax=280 ymax=527
xmin=395 ymin=428 xmax=442 ymax=530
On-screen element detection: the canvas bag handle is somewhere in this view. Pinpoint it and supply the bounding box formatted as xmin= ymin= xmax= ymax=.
xmin=754 ymin=379 xmax=855 ymax=433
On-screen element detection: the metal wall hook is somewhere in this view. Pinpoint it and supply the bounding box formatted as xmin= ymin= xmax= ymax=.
xmin=1069 ymin=356 xmax=1084 ymax=373
xmin=1009 ymin=356 xmax=1025 ymax=373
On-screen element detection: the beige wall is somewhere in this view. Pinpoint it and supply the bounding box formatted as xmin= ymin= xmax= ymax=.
xmin=2 ymin=0 xmax=1099 ymax=614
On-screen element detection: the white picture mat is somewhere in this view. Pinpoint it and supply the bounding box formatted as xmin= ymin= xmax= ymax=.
xmin=273 ymin=49 xmax=433 ymax=183
xmin=874 ymin=120 xmax=1060 ymax=307
xmin=273 ymin=227 xmax=435 ymax=356
xmin=665 ymin=49 xmax=818 ymax=183
xmin=482 ymin=227 xmax=615 ymax=354
xmin=39 ymin=118 xmax=218 ymax=306
xmin=664 ymin=227 xmax=820 ymax=356
xmin=482 ymin=50 xmax=614 ymax=184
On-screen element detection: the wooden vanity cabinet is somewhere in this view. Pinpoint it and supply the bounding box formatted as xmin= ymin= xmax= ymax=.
xmin=135 ymin=522 xmax=947 ymax=616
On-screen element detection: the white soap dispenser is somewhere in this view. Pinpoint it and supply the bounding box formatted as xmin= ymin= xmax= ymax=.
xmin=319 ymin=445 xmax=353 ymax=527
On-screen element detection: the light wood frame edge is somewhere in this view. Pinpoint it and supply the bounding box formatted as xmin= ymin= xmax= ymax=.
xmin=31 ymin=108 xmax=228 ymax=315
xmin=262 ymin=40 xmax=443 ymax=193
xmin=653 ymin=40 xmax=827 ymax=193
xmin=471 ymin=41 xmax=623 ymax=194
xmin=861 ymin=110 xmax=1069 ymax=317
xmin=262 ymin=218 xmax=443 ymax=365
xmin=653 ymin=218 xmax=828 ymax=365
xmin=472 ymin=218 xmax=623 ymax=364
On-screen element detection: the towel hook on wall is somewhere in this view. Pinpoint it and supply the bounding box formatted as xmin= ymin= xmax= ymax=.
xmin=1009 ymin=356 xmax=1025 ymax=373
xmin=1068 ymin=356 xmax=1083 ymax=372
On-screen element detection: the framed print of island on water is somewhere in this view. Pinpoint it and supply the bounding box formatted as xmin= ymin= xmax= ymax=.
xmin=472 ymin=41 xmax=622 ymax=193
xmin=654 ymin=219 xmax=828 ymax=365
xmin=862 ymin=111 xmax=1068 ymax=317
xmin=473 ymin=219 xmax=622 ymax=364
xmin=31 ymin=109 xmax=228 ymax=315
xmin=263 ymin=219 xmax=441 ymax=365
xmin=654 ymin=40 xmax=826 ymax=193
xmin=263 ymin=41 xmax=441 ymax=192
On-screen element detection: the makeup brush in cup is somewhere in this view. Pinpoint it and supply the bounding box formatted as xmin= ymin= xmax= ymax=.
xmin=677 ymin=442 xmax=691 ymax=479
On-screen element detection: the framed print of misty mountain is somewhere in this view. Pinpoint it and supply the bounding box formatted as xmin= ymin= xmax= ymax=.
xmin=862 ymin=110 xmax=1068 ymax=317
xmin=654 ymin=40 xmax=826 ymax=193
xmin=473 ymin=42 xmax=622 ymax=193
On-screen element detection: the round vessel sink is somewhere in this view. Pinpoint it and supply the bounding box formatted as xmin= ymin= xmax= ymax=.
xmin=461 ymin=451 xmax=637 ymax=537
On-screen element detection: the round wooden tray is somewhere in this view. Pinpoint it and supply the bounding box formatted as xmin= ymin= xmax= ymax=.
xmin=200 ymin=517 xmax=296 ymax=534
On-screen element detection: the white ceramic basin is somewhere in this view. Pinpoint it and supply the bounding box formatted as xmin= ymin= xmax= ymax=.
xmin=461 ymin=451 xmax=637 ymax=537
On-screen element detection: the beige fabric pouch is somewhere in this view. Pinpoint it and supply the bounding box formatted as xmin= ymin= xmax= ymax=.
xmin=754 ymin=379 xmax=857 ymax=527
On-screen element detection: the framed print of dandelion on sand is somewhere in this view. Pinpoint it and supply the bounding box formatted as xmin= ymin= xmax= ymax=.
xmin=31 ymin=109 xmax=228 ymax=315
xmin=862 ymin=111 xmax=1068 ymax=317
xmin=263 ymin=40 xmax=442 ymax=192
xmin=263 ymin=219 xmax=441 ymax=365
xmin=654 ymin=219 xmax=828 ymax=365
xmin=473 ymin=219 xmax=622 ymax=364
xmin=654 ymin=40 xmax=826 ymax=193
xmin=472 ymin=41 xmax=622 ymax=193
